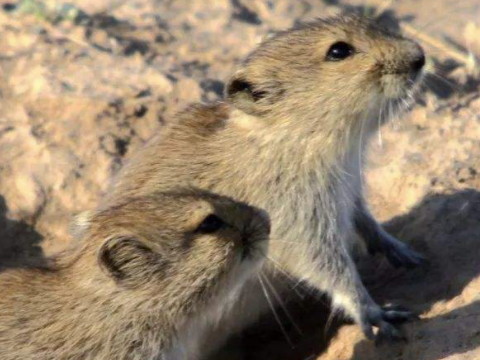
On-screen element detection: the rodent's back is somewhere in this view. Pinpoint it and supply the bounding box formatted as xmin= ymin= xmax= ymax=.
xmin=0 ymin=269 xmax=121 ymax=359
xmin=104 ymin=103 xmax=234 ymax=206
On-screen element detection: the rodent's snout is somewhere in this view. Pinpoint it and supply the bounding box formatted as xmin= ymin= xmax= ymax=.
xmin=378 ymin=39 xmax=425 ymax=99
xmin=410 ymin=53 xmax=425 ymax=73
xmin=384 ymin=39 xmax=425 ymax=76
xmin=239 ymin=208 xmax=270 ymax=259
xmin=253 ymin=208 xmax=271 ymax=234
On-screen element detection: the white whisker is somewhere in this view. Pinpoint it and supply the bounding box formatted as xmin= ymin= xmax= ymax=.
xmin=426 ymin=72 xmax=478 ymax=119
xmin=258 ymin=274 xmax=294 ymax=347
xmin=261 ymin=273 xmax=303 ymax=335
xmin=358 ymin=112 xmax=366 ymax=188
xmin=324 ymin=306 xmax=339 ymax=342
xmin=258 ymin=250 xmax=298 ymax=284
xmin=377 ymin=99 xmax=384 ymax=147
xmin=428 ymin=71 xmax=464 ymax=94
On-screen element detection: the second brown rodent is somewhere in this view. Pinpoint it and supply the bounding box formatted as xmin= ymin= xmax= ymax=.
xmin=0 ymin=190 xmax=269 ymax=360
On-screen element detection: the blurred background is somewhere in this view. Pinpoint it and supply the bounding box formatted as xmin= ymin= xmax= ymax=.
xmin=0 ymin=1 xmax=479 ymax=359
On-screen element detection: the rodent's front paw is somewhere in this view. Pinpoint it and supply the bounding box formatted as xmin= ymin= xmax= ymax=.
xmin=381 ymin=235 xmax=426 ymax=269
xmin=360 ymin=304 xmax=418 ymax=343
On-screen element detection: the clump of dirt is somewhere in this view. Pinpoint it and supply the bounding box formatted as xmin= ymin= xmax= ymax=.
xmin=0 ymin=1 xmax=479 ymax=359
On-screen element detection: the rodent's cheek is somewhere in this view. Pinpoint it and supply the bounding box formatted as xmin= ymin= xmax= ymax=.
xmin=380 ymin=74 xmax=411 ymax=99
xmin=221 ymin=229 xmax=243 ymax=248
xmin=188 ymin=237 xmax=235 ymax=268
xmin=212 ymin=238 xmax=241 ymax=268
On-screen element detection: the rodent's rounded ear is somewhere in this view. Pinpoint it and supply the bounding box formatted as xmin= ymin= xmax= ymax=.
xmin=225 ymin=72 xmax=266 ymax=115
xmin=98 ymin=237 xmax=165 ymax=286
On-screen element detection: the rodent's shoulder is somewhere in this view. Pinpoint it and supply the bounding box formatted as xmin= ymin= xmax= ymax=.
xmin=172 ymin=102 xmax=231 ymax=137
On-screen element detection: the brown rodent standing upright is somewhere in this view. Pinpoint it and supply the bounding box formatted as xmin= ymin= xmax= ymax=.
xmin=102 ymin=14 xmax=426 ymax=351
xmin=0 ymin=191 xmax=270 ymax=360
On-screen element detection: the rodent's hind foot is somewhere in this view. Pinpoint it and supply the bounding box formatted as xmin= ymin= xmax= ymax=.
xmin=361 ymin=304 xmax=418 ymax=343
xmin=381 ymin=234 xmax=426 ymax=269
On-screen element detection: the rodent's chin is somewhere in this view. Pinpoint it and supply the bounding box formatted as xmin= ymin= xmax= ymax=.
xmin=381 ymin=70 xmax=423 ymax=100
xmin=223 ymin=239 xmax=266 ymax=296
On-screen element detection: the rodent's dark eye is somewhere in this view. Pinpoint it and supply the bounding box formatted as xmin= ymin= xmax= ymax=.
xmin=195 ymin=214 xmax=226 ymax=234
xmin=325 ymin=41 xmax=355 ymax=61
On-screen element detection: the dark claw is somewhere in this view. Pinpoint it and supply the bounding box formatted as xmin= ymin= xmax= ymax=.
xmin=381 ymin=305 xmax=419 ymax=324
xmin=362 ymin=304 xmax=418 ymax=343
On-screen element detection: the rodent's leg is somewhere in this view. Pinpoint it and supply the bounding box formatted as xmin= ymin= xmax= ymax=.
xmin=302 ymin=238 xmax=416 ymax=341
xmin=353 ymin=199 xmax=425 ymax=268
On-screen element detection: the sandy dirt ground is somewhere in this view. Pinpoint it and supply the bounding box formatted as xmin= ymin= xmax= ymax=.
xmin=0 ymin=0 xmax=479 ymax=359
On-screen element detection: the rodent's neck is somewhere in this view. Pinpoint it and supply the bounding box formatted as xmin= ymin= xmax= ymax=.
xmin=227 ymin=109 xmax=375 ymax=172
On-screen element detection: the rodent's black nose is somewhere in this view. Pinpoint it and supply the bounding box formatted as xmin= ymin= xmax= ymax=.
xmin=241 ymin=236 xmax=251 ymax=260
xmin=241 ymin=235 xmax=253 ymax=248
xmin=411 ymin=53 xmax=425 ymax=72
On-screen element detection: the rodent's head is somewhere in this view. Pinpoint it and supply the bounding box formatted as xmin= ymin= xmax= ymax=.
xmin=83 ymin=190 xmax=269 ymax=309
xmin=225 ymin=15 xmax=424 ymax=131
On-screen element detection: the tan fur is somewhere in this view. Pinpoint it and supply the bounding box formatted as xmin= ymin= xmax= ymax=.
xmin=0 ymin=191 xmax=269 ymax=360
xmin=101 ymin=15 xmax=425 ymax=354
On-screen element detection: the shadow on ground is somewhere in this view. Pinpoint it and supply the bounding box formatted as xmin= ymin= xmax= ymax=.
xmin=0 ymin=195 xmax=46 ymax=270
xmin=351 ymin=300 xmax=480 ymax=360
xmin=212 ymin=189 xmax=480 ymax=360
xmin=0 ymin=185 xmax=478 ymax=360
